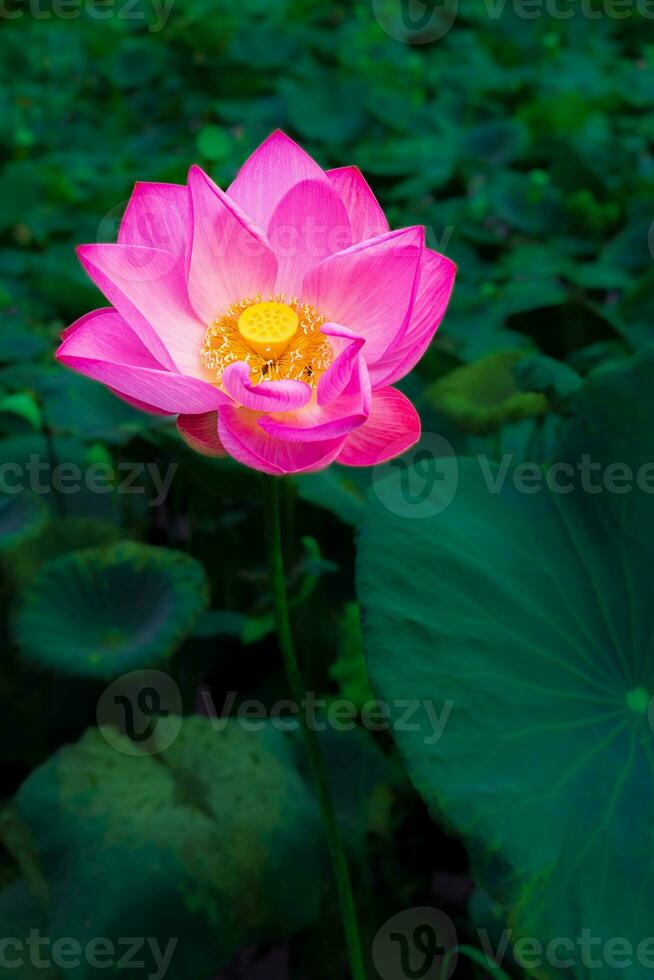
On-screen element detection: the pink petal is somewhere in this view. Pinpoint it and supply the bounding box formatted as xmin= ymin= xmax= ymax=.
xmin=302 ymin=227 xmax=423 ymax=366
xmin=218 ymin=404 xmax=345 ymax=475
xmin=258 ymin=356 xmax=371 ymax=443
xmin=317 ymin=323 xmax=366 ymax=406
xmin=60 ymin=305 xmax=115 ymax=341
xmin=370 ymin=248 xmax=457 ymax=388
xmin=267 ymin=179 xmax=351 ymax=296
xmin=118 ymin=182 xmax=190 ymax=261
xmin=326 ymin=167 xmax=389 ymax=242
xmin=227 ymin=130 xmax=329 ymax=232
xmin=56 ymin=308 xmax=229 ymax=415
xmin=177 ymin=412 xmax=226 ymax=456
xmin=221 ymin=361 xmax=312 ymax=412
xmin=258 ymin=404 xmax=365 ymax=443
xmin=337 ymin=387 xmax=421 ymax=466
xmin=76 ymin=243 xmax=206 ymax=377
xmin=60 ymin=308 xmax=164 ymax=368
xmin=108 ymin=390 xmax=173 ymax=416
xmin=187 ymin=166 xmax=277 ymax=324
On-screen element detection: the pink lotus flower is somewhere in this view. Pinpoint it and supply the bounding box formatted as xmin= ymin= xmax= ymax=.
xmin=57 ymin=131 xmax=456 ymax=475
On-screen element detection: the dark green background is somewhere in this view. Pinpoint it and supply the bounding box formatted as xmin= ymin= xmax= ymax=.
xmin=1 ymin=1 xmax=653 ymax=978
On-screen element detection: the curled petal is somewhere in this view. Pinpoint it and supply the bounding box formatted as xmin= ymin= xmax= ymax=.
xmin=302 ymin=227 xmax=423 ymax=365
xmin=187 ymin=166 xmax=277 ymax=324
xmin=337 ymin=387 xmax=421 ymax=467
xmin=326 ymin=167 xmax=389 ymax=242
xmin=258 ymin=357 xmax=372 ymax=443
xmin=177 ymin=412 xmax=226 ymax=456
xmin=221 ymin=361 xmax=312 ymax=412
xmin=57 ymin=309 xmax=229 ymax=415
xmin=227 ymin=130 xmax=330 ymax=231
xmin=218 ymin=404 xmax=345 ymax=475
xmin=317 ymin=323 xmax=366 ymax=406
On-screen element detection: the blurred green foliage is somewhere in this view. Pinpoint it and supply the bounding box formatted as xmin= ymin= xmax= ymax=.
xmin=1 ymin=1 xmax=653 ymax=977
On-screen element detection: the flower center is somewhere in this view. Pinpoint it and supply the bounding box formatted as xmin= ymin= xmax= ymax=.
xmin=201 ymin=294 xmax=333 ymax=388
xmin=237 ymin=301 xmax=299 ymax=358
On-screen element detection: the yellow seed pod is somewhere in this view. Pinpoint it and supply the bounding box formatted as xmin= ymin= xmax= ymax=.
xmin=237 ymin=302 xmax=299 ymax=358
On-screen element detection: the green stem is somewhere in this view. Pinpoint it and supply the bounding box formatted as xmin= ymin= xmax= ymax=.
xmin=263 ymin=475 xmax=367 ymax=980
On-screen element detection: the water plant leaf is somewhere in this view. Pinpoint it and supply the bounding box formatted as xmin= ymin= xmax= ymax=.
xmin=14 ymin=542 xmax=209 ymax=679
xmin=1 ymin=718 xmax=325 ymax=977
xmin=424 ymin=352 xmax=548 ymax=434
xmin=0 ymin=490 xmax=49 ymax=554
xmin=357 ymin=349 xmax=654 ymax=979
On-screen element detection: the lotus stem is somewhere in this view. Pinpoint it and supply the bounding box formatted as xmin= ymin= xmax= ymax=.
xmin=263 ymin=475 xmax=367 ymax=980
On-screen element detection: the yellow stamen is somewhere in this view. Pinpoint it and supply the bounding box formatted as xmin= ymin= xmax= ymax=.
xmin=201 ymin=294 xmax=333 ymax=389
xmin=237 ymin=301 xmax=299 ymax=358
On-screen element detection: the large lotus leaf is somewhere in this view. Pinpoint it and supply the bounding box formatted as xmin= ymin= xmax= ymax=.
xmin=0 ymin=880 xmax=59 ymax=978
xmin=1 ymin=718 xmax=324 ymax=978
xmin=14 ymin=542 xmax=209 ymax=680
xmin=0 ymin=490 xmax=49 ymax=553
xmin=357 ymin=349 xmax=654 ymax=980
xmin=296 ymin=466 xmax=370 ymax=527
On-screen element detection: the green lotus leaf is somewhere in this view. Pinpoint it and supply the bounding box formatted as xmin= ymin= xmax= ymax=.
xmin=0 ymin=392 xmax=42 ymax=430
xmin=1 ymin=718 xmax=324 ymax=978
xmin=513 ymin=353 xmax=582 ymax=403
xmin=0 ymin=490 xmax=49 ymax=554
xmin=357 ymin=349 xmax=654 ymax=980
xmin=0 ymin=880 xmax=57 ymax=978
xmin=14 ymin=542 xmax=209 ymax=679
xmin=35 ymin=371 xmax=166 ymax=444
xmin=7 ymin=517 xmax=122 ymax=588
xmin=424 ymin=351 xmax=548 ymax=434
xmin=296 ymin=466 xmax=369 ymax=526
